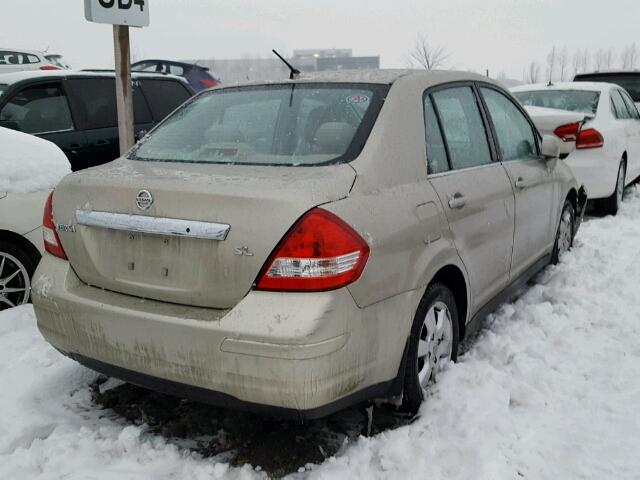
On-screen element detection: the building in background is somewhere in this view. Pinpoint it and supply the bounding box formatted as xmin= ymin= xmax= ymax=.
xmin=192 ymin=49 xmax=380 ymax=85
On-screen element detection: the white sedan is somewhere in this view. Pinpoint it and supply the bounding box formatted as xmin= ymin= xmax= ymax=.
xmin=512 ymin=82 xmax=640 ymax=215
xmin=0 ymin=127 xmax=69 ymax=309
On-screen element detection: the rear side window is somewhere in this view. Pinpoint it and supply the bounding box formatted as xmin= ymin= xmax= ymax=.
xmin=430 ymin=87 xmax=493 ymax=170
xmin=139 ymin=79 xmax=192 ymax=121
xmin=0 ymin=83 xmax=73 ymax=134
xmin=67 ymin=78 xmax=152 ymax=129
xmin=610 ymin=89 xmax=631 ymax=120
xmin=423 ymin=97 xmax=449 ymax=174
xmin=481 ymin=88 xmax=538 ymax=161
xmin=620 ymin=90 xmax=640 ymax=119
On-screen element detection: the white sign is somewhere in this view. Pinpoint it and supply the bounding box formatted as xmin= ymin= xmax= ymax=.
xmin=84 ymin=0 xmax=149 ymax=27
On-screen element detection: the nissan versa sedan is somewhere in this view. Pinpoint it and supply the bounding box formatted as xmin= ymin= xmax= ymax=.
xmin=32 ymin=70 xmax=586 ymax=419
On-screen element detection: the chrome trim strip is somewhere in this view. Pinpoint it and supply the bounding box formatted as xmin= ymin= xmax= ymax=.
xmin=75 ymin=210 xmax=230 ymax=241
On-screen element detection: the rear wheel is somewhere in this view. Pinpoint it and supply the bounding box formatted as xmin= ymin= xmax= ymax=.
xmin=0 ymin=241 xmax=39 ymax=310
xmin=551 ymin=200 xmax=575 ymax=265
xmin=401 ymin=283 xmax=459 ymax=414
xmin=599 ymin=161 xmax=625 ymax=216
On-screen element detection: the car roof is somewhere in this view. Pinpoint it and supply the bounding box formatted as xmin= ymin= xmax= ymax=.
xmin=222 ymin=69 xmax=498 ymax=87
xmin=0 ymin=69 xmax=185 ymax=86
xmin=511 ymin=81 xmax=617 ymax=93
xmin=132 ymin=59 xmax=209 ymax=70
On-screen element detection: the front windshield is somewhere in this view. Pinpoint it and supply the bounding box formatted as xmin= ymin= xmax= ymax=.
xmin=514 ymin=90 xmax=600 ymax=114
xmin=132 ymin=83 xmax=387 ymax=166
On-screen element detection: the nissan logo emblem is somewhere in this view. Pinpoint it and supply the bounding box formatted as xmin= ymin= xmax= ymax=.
xmin=136 ymin=190 xmax=154 ymax=210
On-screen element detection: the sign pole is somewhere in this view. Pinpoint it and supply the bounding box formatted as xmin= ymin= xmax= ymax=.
xmin=113 ymin=24 xmax=135 ymax=155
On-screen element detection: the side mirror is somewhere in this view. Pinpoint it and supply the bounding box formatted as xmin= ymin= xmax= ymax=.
xmin=541 ymin=134 xmax=561 ymax=160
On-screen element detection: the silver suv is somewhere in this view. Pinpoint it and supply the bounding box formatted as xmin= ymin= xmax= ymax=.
xmin=32 ymin=70 xmax=586 ymax=419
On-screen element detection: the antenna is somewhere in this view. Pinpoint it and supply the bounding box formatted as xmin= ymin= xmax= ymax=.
xmin=272 ymin=49 xmax=301 ymax=80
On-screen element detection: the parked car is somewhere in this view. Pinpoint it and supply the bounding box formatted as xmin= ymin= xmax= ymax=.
xmin=0 ymin=70 xmax=195 ymax=171
xmin=512 ymin=82 xmax=640 ymax=215
xmin=32 ymin=70 xmax=586 ymax=419
xmin=0 ymin=48 xmax=69 ymax=73
xmin=575 ymin=71 xmax=640 ymax=109
xmin=132 ymin=60 xmax=221 ymax=92
xmin=0 ymin=127 xmax=70 ymax=310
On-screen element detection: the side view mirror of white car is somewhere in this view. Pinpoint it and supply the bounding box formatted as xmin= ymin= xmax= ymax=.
xmin=541 ymin=135 xmax=561 ymax=160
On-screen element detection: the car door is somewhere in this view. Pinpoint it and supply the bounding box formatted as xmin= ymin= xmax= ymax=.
xmin=65 ymin=78 xmax=120 ymax=169
xmin=479 ymin=85 xmax=558 ymax=279
xmin=0 ymin=80 xmax=86 ymax=170
xmin=617 ymin=88 xmax=640 ymax=181
xmin=425 ymin=85 xmax=515 ymax=312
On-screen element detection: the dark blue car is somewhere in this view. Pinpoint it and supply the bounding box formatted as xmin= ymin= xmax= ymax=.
xmin=132 ymin=60 xmax=221 ymax=92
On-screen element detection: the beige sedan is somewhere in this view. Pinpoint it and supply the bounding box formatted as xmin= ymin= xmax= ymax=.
xmin=32 ymin=70 xmax=586 ymax=419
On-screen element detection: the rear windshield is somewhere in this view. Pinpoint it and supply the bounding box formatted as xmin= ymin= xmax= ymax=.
xmin=575 ymin=74 xmax=640 ymax=102
xmin=131 ymin=83 xmax=388 ymax=166
xmin=513 ymin=90 xmax=600 ymax=114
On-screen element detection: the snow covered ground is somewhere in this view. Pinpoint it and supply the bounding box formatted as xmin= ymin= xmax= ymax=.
xmin=2 ymin=187 xmax=640 ymax=479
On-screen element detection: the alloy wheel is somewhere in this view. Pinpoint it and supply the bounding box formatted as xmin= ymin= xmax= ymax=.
xmin=0 ymin=252 xmax=31 ymax=310
xmin=616 ymin=164 xmax=625 ymax=206
xmin=417 ymin=301 xmax=453 ymax=389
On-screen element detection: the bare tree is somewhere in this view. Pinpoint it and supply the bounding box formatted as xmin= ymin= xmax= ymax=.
xmin=546 ymin=46 xmax=558 ymax=83
xmin=605 ymin=48 xmax=616 ymax=69
xmin=594 ymin=49 xmax=606 ymax=71
xmin=572 ymin=50 xmax=582 ymax=76
xmin=409 ymin=34 xmax=451 ymax=70
xmin=524 ymin=61 xmax=541 ymax=84
xmin=622 ymin=44 xmax=638 ymax=69
xmin=580 ymin=49 xmax=590 ymax=73
xmin=558 ymin=47 xmax=569 ymax=81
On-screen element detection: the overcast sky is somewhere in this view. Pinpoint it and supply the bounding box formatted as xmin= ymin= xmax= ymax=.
xmin=2 ymin=0 xmax=638 ymax=80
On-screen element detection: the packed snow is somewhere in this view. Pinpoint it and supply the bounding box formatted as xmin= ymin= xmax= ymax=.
xmin=0 ymin=127 xmax=70 ymax=194
xmin=1 ymin=188 xmax=640 ymax=479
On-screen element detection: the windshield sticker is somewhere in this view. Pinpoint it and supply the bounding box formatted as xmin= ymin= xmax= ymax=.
xmin=346 ymin=95 xmax=370 ymax=105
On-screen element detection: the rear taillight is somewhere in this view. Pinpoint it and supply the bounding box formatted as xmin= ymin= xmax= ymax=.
xmin=554 ymin=122 xmax=581 ymax=142
xmin=255 ymin=208 xmax=370 ymax=292
xmin=39 ymin=65 xmax=61 ymax=71
xmin=43 ymin=192 xmax=67 ymax=259
xmin=199 ymin=78 xmax=219 ymax=88
xmin=576 ymin=128 xmax=604 ymax=149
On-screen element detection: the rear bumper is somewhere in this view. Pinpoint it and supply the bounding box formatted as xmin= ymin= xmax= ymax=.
xmin=566 ymin=149 xmax=620 ymax=200
xmin=32 ymin=254 xmax=411 ymax=418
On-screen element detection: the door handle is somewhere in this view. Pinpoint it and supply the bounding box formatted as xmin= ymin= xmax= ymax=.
xmin=448 ymin=193 xmax=466 ymax=210
xmin=515 ymin=177 xmax=537 ymax=189
xmin=96 ymin=140 xmax=110 ymax=146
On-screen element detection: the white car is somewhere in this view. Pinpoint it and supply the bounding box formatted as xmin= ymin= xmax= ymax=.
xmin=0 ymin=48 xmax=69 ymax=74
xmin=524 ymin=105 xmax=586 ymax=156
xmin=0 ymin=127 xmax=70 ymax=310
xmin=512 ymin=82 xmax=640 ymax=215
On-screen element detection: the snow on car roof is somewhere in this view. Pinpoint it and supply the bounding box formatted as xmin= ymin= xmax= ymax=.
xmin=0 ymin=69 xmax=184 ymax=86
xmin=511 ymin=82 xmax=616 ymax=93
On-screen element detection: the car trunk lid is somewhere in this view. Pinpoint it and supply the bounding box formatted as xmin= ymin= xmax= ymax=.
xmin=53 ymin=158 xmax=356 ymax=309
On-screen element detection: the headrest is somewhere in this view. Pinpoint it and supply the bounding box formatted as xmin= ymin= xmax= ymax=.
xmin=314 ymin=122 xmax=357 ymax=154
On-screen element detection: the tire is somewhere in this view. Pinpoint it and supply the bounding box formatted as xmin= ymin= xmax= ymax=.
xmin=599 ymin=161 xmax=625 ymax=216
xmin=0 ymin=240 xmax=40 ymax=311
xmin=401 ymin=283 xmax=459 ymax=414
xmin=551 ymin=200 xmax=575 ymax=265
